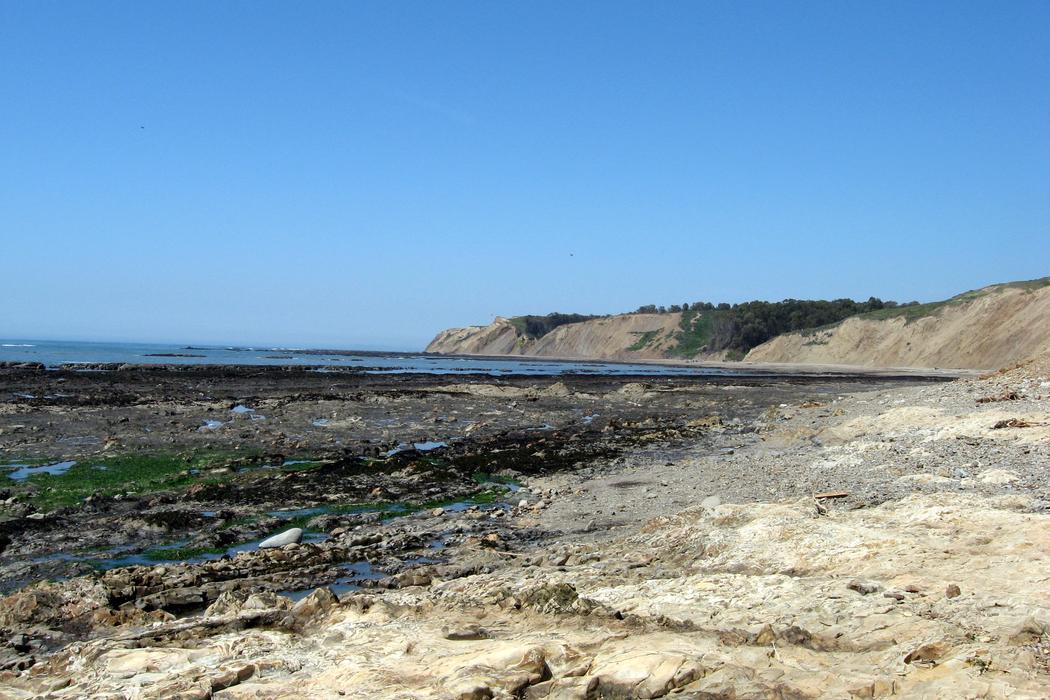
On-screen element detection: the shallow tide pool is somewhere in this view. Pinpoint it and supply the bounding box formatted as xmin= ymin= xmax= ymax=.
xmin=5 ymin=460 xmax=77 ymax=480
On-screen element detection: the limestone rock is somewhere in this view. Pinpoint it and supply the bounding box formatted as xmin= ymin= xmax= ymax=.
xmin=443 ymin=624 xmax=491 ymax=641
xmin=700 ymin=495 xmax=722 ymax=509
xmin=258 ymin=527 xmax=303 ymax=549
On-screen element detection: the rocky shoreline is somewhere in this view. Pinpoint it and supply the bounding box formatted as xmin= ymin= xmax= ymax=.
xmin=2 ymin=361 xmax=1048 ymax=697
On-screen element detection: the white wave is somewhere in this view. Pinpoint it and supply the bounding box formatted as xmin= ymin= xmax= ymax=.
xmin=1 ymin=344 xmax=36 ymax=347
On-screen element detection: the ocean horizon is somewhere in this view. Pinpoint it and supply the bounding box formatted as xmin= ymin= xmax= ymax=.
xmin=0 ymin=338 xmax=741 ymax=377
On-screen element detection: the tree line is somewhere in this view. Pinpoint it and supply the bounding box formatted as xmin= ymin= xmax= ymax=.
xmin=509 ymin=313 xmax=604 ymax=339
xmin=511 ymin=296 xmax=921 ymax=357
xmin=633 ymin=298 xmax=917 ymax=317
xmin=668 ymin=297 xmax=920 ymax=356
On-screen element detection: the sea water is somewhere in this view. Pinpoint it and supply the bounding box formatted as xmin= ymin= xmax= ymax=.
xmin=0 ymin=339 xmax=754 ymax=377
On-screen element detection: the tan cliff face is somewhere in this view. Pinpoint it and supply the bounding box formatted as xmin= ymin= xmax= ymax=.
xmin=425 ymin=313 xmax=683 ymax=360
xmin=746 ymin=282 xmax=1050 ymax=370
xmin=427 ymin=279 xmax=1050 ymax=370
xmin=426 ymin=317 xmax=524 ymax=355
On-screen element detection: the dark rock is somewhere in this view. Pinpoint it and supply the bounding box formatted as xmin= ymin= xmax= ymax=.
xmin=847 ymin=579 xmax=882 ymax=596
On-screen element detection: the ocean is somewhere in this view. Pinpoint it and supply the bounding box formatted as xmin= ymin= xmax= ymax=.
xmin=0 ymin=339 xmax=748 ymax=377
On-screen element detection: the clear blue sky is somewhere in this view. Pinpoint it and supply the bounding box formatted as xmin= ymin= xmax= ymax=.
xmin=2 ymin=1 xmax=1047 ymax=349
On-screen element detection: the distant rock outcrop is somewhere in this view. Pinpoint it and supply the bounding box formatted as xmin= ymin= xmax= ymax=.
xmin=426 ymin=313 xmax=684 ymax=360
xmin=426 ymin=317 xmax=524 ymax=355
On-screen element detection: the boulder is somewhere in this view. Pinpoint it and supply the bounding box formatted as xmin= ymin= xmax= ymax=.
xmin=283 ymin=588 xmax=338 ymax=629
xmin=258 ymin=528 xmax=303 ymax=549
xmin=591 ymin=652 xmax=702 ymax=698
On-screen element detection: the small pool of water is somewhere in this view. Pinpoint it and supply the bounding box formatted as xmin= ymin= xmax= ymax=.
xmin=268 ymin=506 xmax=330 ymax=519
xmin=6 ymin=460 xmax=77 ymax=480
xmin=198 ymin=420 xmax=225 ymax=431
xmin=267 ymin=502 xmax=411 ymax=520
xmin=279 ymin=560 xmax=385 ymax=601
xmin=311 ymin=418 xmax=330 ymax=427
xmin=278 ymin=549 xmax=444 ymax=601
xmin=441 ymin=499 xmax=490 ymax=514
xmin=231 ymin=458 xmax=318 ymax=474
xmin=385 ymin=441 xmax=448 ymax=456
xmin=231 ymin=405 xmax=254 ymax=414
xmin=86 ymin=531 xmax=332 ymax=570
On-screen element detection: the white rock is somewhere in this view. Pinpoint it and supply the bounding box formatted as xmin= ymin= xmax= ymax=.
xmin=978 ymin=469 xmax=1019 ymax=485
xmin=518 ymin=499 xmax=529 ymax=508
xmin=258 ymin=528 xmax=303 ymax=549
xmin=700 ymin=495 xmax=722 ymax=509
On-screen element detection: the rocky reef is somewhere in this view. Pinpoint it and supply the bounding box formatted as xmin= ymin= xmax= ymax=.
xmin=1 ymin=357 xmax=1049 ymax=697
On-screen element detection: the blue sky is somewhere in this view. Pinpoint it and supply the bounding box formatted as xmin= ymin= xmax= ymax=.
xmin=2 ymin=1 xmax=1047 ymax=349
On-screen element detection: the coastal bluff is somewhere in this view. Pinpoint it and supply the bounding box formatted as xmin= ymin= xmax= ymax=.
xmin=427 ymin=278 xmax=1050 ymax=370
xmin=746 ymin=280 xmax=1050 ymax=369
xmin=426 ymin=313 xmax=683 ymax=361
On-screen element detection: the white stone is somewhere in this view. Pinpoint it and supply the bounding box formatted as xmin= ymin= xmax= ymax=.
xmin=258 ymin=528 xmax=303 ymax=549
xmin=978 ymin=469 xmax=1019 ymax=485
